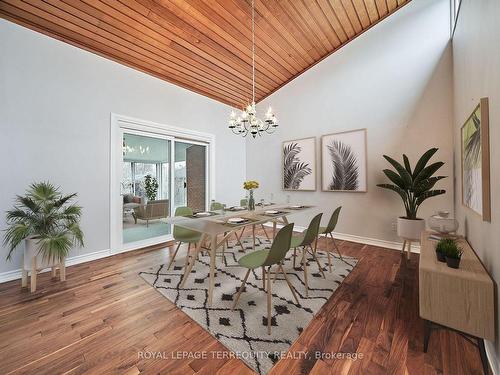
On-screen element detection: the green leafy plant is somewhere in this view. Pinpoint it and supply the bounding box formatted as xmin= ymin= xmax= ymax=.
xmin=436 ymin=238 xmax=462 ymax=258
xmin=377 ymin=148 xmax=446 ymax=220
xmin=437 ymin=238 xmax=463 ymax=260
xmin=3 ymin=182 xmax=84 ymax=263
xmin=144 ymin=174 xmax=159 ymax=201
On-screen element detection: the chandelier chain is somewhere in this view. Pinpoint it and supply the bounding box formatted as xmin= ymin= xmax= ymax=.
xmin=252 ymin=0 xmax=255 ymax=103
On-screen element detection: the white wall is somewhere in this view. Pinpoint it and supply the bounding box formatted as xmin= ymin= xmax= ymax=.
xmin=0 ymin=19 xmax=246 ymax=274
xmin=247 ymin=0 xmax=454 ymax=244
xmin=452 ymin=0 xmax=500 ymax=371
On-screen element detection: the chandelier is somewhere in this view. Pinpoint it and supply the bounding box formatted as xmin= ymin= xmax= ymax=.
xmin=228 ymin=0 xmax=278 ymax=138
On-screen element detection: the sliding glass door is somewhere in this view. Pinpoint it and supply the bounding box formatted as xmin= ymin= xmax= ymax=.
xmin=117 ymin=126 xmax=209 ymax=250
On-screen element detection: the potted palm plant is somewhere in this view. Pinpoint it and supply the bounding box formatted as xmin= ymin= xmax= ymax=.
xmin=377 ymin=148 xmax=446 ymax=240
xmin=3 ymin=182 xmax=84 ymax=282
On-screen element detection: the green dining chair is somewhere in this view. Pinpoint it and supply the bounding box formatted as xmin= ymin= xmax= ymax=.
xmin=318 ymin=207 xmax=343 ymax=272
xmin=232 ymin=223 xmax=298 ymax=334
xmin=167 ymin=206 xmax=202 ymax=270
xmin=210 ymin=201 xmax=224 ymax=211
xmin=237 ymin=198 xmax=270 ymax=242
xmin=289 ymin=213 xmax=325 ymax=297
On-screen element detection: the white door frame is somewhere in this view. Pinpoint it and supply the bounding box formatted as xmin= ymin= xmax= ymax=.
xmin=110 ymin=113 xmax=216 ymax=254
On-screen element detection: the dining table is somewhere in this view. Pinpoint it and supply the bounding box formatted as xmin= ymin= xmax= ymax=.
xmin=166 ymin=204 xmax=314 ymax=306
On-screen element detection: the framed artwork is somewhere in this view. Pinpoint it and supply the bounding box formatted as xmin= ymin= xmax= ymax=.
xmin=321 ymin=129 xmax=367 ymax=192
xmin=282 ymin=137 xmax=316 ymax=191
xmin=461 ymin=97 xmax=491 ymax=221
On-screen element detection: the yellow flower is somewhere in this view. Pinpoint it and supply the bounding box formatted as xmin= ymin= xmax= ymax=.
xmin=243 ymin=180 xmax=259 ymax=190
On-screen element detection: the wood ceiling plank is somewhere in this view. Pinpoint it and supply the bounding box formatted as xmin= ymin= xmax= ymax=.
xmin=386 ymin=0 xmax=398 ymax=12
xmin=256 ymin=0 xmax=322 ymax=62
xmin=321 ymin=0 xmax=355 ymax=40
xmin=0 ymin=1 xmax=241 ymax=107
xmin=221 ymin=0 xmax=310 ymax=73
xmin=351 ymin=0 xmax=371 ymax=28
xmin=133 ymin=0 xmax=278 ymax=94
xmin=375 ymin=0 xmax=389 ymax=16
xmin=277 ymin=0 xmax=330 ymax=57
xmin=202 ymin=0 xmax=306 ymax=77
xmin=56 ymin=0 xmax=255 ymax=101
xmin=293 ymin=0 xmax=340 ymax=50
xmin=363 ymin=0 xmax=380 ymax=23
xmin=161 ymin=0 xmax=290 ymax=84
xmin=110 ymin=0 xmax=276 ymax=93
xmin=236 ymin=0 xmax=315 ymax=67
xmin=339 ymin=0 xmax=363 ymax=34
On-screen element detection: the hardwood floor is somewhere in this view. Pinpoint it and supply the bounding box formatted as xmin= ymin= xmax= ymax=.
xmin=0 ymin=232 xmax=485 ymax=375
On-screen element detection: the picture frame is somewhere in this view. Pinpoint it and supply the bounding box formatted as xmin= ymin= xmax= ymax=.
xmin=461 ymin=97 xmax=491 ymax=221
xmin=282 ymin=137 xmax=316 ymax=191
xmin=321 ymin=129 xmax=367 ymax=192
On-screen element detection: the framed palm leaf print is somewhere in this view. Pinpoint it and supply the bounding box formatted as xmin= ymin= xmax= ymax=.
xmin=461 ymin=98 xmax=491 ymax=221
xmin=282 ymin=137 xmax=316 ymax=191
xmin=321 ymin=129 xmax=367 ymax=192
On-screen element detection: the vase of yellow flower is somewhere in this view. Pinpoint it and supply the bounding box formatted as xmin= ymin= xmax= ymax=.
xmin=243 ymin=180 xmax=259 ymax=211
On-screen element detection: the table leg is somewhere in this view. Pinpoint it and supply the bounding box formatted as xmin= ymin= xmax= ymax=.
xmin=208 ymin=235 xmax=217 ymax=306
xmin=273 ymin=221 xmax=277 ymax=238
xmin=181 ymin=234 xmax=206 ymax=287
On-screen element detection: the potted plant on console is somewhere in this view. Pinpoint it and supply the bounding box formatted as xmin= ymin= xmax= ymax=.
xmin=440 ymin=238 xmax=463 ymax=269
xmin=377 ymin=148 xmax=446 ymax=257
xmin=3 ymin=182 xmax=84 ymax=292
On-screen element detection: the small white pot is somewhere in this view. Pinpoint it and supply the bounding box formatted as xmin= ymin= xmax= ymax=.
xmin=23 ymin=238 xmax=59 ymax=270
xmin=397 ymin=217 xmax=425 ymax=240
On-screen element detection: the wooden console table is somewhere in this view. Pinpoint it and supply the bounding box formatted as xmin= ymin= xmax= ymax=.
xmin=419 ymin=231 xmax=494 ymax=374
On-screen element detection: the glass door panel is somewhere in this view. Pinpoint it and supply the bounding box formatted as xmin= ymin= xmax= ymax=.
xmin=121 ymin=132 xmax=171 ymax=244
xmin=173 ymin=141 xmax=207 ymax=213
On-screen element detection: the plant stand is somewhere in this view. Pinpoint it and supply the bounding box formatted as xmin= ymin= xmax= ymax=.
xmin=22 ymin=256 xmax=66 ymax=293
xmin=400 ymin=238 xmax=418 ymax=260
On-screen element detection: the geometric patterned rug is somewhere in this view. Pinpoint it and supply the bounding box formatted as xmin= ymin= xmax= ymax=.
xmin=139 ymin=236 xmax=357 ymax=375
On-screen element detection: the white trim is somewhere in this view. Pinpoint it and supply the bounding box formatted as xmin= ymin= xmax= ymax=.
xmin=0 ymin=248 xmax=111 ymax=284
xmin=110 ymin=113 xmax=216 ymax=254
xmin=264 ymin=223 xmax=421 ymax=253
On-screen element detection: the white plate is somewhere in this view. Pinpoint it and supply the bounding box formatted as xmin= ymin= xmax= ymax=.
xmin=231 ymin=206 xmax=245 ymax=210
xmin=194 ymin=212 xmax=211 ymax=217
xmin=290 ymin=205 xmax=303 ymax=209
xmin=265 ymin=210 xmax=279 ymax=215
xmin=227 ymin=217 xmax=245 ymax=223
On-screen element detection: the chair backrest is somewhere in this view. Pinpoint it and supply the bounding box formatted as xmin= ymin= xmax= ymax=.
xmin=263 ymin=223 xmax=294 ymax=266
xmin=210 ymin=201 xmax=224 ymax=210
xmin=324 ymin=206 xmax=342 ymax=233
xmin=240 ymin=198 xmax=248 ymax=207
xmin=300 ymin=213 xmax=323 ymax=247
xmin=173 ymin=206 xmax=194 ymax=238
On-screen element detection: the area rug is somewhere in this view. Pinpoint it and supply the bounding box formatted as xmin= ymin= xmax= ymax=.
xmin=139 ymin=237 xmax=357 ymax=374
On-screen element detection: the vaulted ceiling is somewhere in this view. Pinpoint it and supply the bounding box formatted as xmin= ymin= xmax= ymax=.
xmin=0 ymin=0 xmax=411 ymax=108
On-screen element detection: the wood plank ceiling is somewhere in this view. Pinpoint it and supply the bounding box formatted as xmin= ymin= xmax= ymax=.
xmin=0 ymin=0 xmax=411 ymax=108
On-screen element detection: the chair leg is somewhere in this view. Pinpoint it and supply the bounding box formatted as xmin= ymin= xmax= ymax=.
xmin=261 ymin=266 xmax=266 ymax=290
xmin=167 ymin=242 xmax=182 ymax=270
xmin=279 ymin=265 xmax=299 ymax=304
xmin=266 ymin=266 xmax=272 ymax=334
xmin=293 ymin=247 xmax=297 ymax=268
xmin=330 ymin=233 xmax=344 ymax=261
xmin=232 ymin=269 xmax=251 ymax=310
xmin=184 ymin=243 xmax=192 ymax=268
xmin=302 ymin=248 xmax=309 ymax=298
xmin=310 ymin=245 xmax=326 ymax=279
xmin=51 ymin=267 xmax=57 ymax=279
xmin=260 ymin=224 xmax=270 ymax=240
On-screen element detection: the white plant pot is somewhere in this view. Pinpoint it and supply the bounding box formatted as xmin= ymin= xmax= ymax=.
xmin=23 ymin=238 xmax=59 ymax=270
xmin=397 ymin=217 xmax=425 ymax=241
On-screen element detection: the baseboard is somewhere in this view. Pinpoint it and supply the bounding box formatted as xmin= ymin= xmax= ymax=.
xmin=485 ymin=340 xmax=499 ymax=375
xmin=0 ymin=227 xmax=420 ymax=283
xmin=0 ymin=248 xmax=112 ymax=284
xmin=263 ymin=223 xmax=421 ymax=253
